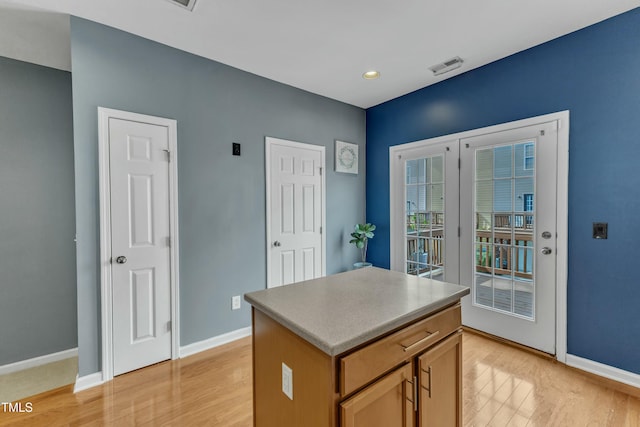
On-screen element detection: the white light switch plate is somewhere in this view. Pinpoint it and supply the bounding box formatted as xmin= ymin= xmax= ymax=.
xmin=282 ymin=362 xmax=293 ymax=400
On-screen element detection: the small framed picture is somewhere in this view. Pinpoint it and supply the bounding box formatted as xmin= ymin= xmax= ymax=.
xmin=335 ymin=140 xmax=359 ymax=174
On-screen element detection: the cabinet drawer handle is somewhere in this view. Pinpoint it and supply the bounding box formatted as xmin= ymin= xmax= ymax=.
xmin=399 ymin=330 xmax=440 ymax=352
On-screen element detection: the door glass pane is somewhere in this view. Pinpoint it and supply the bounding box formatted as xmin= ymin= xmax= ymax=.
xmin=405 ymin=154 xmax=445 ymax=280
xmin=431 ymin=156 xmax=443 ymax=182
xmin=474 ymin=141 xmax=535 ymax=320
xmin=493 ymin=181 xmax=512 ymax=212
xmin=476 ymin=149 xmax=493 ymax=180
xmin=406 ymin=159 xmax=418 ymax=184
xmin=476 ymin=181 xmax=493 ymax=212
xmin=431 ymin=184 xmax=444 ymax=211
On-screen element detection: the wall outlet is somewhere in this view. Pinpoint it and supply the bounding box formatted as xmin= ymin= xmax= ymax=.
xmin=282 ymin=362 xmax=293 ymax=400
xmin=231 ymin=295 xmax=241 ymax=310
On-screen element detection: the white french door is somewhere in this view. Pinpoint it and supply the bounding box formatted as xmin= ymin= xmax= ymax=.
xmin=390 ymin=112 xmax=568 ymax=355
xmin=390 ymin=139 xmax=459 ymax=284
xmin=460 ymin=120 xmax=558 ymax=354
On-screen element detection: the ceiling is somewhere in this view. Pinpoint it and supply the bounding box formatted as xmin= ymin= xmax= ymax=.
xmin=1 ymin=0 xmax=639 ymax=108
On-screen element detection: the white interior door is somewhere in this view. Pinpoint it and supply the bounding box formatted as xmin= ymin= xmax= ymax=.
xmin=460 ymin=120 xmax=558 ymax=354
xmin=267 ymin=137 xmax=325 ymax=288
xmin=109 ymin=117 xmax=172 ymax=376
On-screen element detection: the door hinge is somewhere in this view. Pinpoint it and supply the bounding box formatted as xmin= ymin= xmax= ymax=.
xmin=319 ymin=226 xmax=322 ymax=234
xmin=319 ymin=167 xmax=323 ymax=176
xmin=458 ymin=158 xmax=461 ymax=169
xmin=458 ymin=226 xmax=461 ymax=237
xmin=166 ymin=320 xmax=172 ymax=332
xmin=163 ymin=149 xmax=171 ymax=162
xmin=167 ymin=236 xmax=171 ymax=247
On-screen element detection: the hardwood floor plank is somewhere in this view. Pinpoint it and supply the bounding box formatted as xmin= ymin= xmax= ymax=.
xmin=1 ymin=332 xmax=639 ymax=426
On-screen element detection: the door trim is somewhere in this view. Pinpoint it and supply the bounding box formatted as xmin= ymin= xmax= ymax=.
xmin=98 ymin=107 xmax=180 ymax=382
xmin=389 ymin=111 xmax=569 ymax=362
xmin=265 ymin=137 xmax=326 ymax=288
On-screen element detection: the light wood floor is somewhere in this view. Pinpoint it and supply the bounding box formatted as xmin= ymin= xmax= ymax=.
xmin=0 ymin=356 xmax=77 ymax=403
xmin=1 ymin=332 xmax=639 ymax=426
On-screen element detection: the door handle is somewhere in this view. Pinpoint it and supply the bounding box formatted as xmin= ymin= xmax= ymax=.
xmin=273 ymin=241 xmax=281 ymax=247
xmin=541 ymin=247 xmax=552 ymax=255
xmin=115 ymin=256 xmax=127 ymax=264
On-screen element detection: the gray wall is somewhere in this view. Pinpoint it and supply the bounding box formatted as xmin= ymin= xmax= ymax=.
xmin=70 ymin=18 xmax=366 ymax=375
xmin=0 ymin=56 xmax=76 ymax=365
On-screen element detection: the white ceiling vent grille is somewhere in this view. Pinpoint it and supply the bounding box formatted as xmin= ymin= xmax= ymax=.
xmin=166 ymin=0 xmax=197 ymax=11
xmin=429 ymin=57 xmax=464 ymax=76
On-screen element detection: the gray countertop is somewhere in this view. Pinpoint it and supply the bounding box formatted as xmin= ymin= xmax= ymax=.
xmin=244 ymin=267 xmax=470 ymax=356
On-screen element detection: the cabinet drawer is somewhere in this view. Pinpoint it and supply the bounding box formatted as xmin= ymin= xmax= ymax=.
xmin=340 ymin=303 xmax=460 ymax=396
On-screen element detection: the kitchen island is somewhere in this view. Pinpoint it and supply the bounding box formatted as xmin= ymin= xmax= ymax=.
xmin=244 ymin=267 xmax=470 ymax=427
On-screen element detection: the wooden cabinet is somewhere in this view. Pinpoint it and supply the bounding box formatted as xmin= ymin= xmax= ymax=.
xmin=340 ymin=329 xmax=462 ymax=427
xmin=252 ymin=302 xmax=463 ymax=427
xmin=418 ymin=331 xmax=463 ymax=427
xmin=340 ymin=363 xmax=415 ymax=427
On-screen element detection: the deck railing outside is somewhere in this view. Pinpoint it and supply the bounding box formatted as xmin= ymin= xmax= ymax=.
xmin=406 ymin=212 xmax=533 ymax=279
xmin=475 ymin=213 xmax=533 ymax=279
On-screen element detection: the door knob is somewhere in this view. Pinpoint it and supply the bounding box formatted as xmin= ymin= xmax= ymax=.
xmin=273 ymin=241 xmax=281 ymax=247
xmin=540 ymin=247 xmax=552 ymax=255
xmin=115 ymin=256 xmax=127 ymax=264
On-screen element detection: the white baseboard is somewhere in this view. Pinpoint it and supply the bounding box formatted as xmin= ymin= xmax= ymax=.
xmin=566 ymin=354 xmax=640 ymax=389
xmin=73 ymin=372 xmax=104 ymax=393
xmin=179 ymin=326 xmax=252 ymax=358
xmin=71 ymin=327 xmax=252 ymax=392
xmin=0 ymin=348 xmax=78 ymax=376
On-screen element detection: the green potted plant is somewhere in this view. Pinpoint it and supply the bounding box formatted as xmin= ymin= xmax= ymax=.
xmin=349 ymin=223 xmax=376 ymax=268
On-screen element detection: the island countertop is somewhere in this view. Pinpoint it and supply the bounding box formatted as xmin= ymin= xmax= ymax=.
xmin=244 ymin=267 xmax=470 ymax=356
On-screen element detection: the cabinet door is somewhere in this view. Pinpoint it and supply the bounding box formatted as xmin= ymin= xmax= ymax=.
xmin=341 ymin=363 xmax=415 ymax=427
xmin=418 ymin=330 xmax=462 ymax=427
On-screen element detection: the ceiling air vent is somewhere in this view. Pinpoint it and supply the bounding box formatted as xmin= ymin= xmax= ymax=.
xmin=166 ymin=0 xmax=197 ymax=11
xmin=429 ymin=56 xmax=464 ymax=76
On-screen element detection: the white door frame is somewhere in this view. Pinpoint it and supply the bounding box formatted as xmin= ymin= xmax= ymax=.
xmin=389 ymin=111 xmax=569 ymax=362
xmin=265 ymin=137 xmax=327 ymax=288
xmin=98 ymin=107 xmax=180 ymax=382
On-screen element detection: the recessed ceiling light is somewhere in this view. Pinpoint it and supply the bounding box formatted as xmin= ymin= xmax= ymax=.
xmin=362 ymin=70 xmax=380 ymax=80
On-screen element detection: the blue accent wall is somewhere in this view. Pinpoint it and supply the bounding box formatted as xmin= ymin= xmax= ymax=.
xmin=366 ymin=8 xmax=640 ymax=374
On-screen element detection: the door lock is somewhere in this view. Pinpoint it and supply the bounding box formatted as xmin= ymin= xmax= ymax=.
xmin=273 ymin=241 xmax=281 ymax=247
xmin=115 ymin=256 xmax=127 ymax=264
xmin=540 ymin=247 xmax=552 ymax=255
